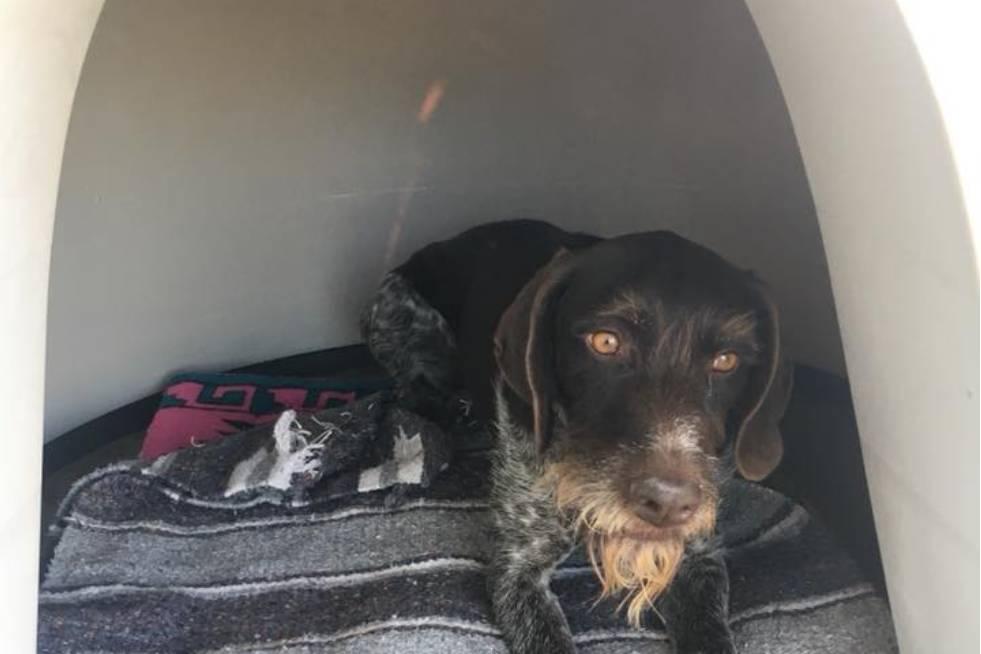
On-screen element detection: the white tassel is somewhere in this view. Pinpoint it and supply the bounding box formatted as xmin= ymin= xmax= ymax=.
xmin=267 ymin=410 xmax=324 ymax=491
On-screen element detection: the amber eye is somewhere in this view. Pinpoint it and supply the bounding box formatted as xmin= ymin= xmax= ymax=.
xmin=711 ymin=351 xmax=740 ymax=373
xmin=587 ymin=331 xmax=621 ymax=355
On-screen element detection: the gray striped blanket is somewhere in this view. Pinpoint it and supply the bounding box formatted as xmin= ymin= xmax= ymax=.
xmin=39 ymin=396 xmax=896 ymax=653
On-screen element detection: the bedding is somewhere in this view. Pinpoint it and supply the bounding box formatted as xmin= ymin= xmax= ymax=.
xmin=39 ymin=392 xmax=897 ymax=653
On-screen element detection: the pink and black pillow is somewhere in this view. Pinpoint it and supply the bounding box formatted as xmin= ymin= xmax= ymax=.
xmin=140 ymin=372 xmax=390 ymax=459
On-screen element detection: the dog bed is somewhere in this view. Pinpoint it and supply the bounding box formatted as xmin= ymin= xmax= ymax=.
xmin=39 ymin=391 xmax=897 ymax=653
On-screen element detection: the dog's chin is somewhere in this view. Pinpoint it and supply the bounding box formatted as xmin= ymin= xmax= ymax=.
xmin=543 ymin=463 xmax=717 ymax=629
xmin=585 ymin=508 xmax=716 ymax=628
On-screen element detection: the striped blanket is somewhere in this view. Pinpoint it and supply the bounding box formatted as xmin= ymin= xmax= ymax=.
xmin=39 ymin=399 xmax=896 ymax=653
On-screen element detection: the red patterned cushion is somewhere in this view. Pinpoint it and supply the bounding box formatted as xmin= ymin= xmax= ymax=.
xmin=140 ymin=372 xmax=389 ymax=459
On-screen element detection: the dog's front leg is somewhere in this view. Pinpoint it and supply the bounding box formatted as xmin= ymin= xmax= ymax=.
xmin=659 ymin=549 xmax=735 ymax=654
xmin=487 ymin=536 xmax=575 ymax=654
xmin=487 ymin=447 xmax=576 ymax=654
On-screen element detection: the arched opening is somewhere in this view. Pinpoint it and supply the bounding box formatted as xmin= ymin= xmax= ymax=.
xmin=4 ymin=1 xmax=975 ymax=652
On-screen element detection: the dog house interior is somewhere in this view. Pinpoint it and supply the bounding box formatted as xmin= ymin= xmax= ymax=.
xmin=4 ymin=1 xmax=977 ymax=653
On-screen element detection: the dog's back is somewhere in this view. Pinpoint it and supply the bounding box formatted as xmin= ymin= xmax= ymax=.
xmin=392 ymin=219 xmax=600 ymax=419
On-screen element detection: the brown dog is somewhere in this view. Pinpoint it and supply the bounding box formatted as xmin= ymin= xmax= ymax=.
xmin=361 ymin=219 xmax=792 ymax=653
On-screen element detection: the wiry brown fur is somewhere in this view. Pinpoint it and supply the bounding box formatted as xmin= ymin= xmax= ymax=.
xmin=544 ymin=462 xmax=718 ymax=627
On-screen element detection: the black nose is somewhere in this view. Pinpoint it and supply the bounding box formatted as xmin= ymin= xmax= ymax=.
xmin=630 ymin=477 xmax=701 ymax=527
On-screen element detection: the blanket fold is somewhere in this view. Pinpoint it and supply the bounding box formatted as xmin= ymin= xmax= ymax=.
xmin=143 ymin=392 xmax=453 ymax=506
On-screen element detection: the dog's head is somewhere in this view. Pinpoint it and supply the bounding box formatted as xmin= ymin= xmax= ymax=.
xmin=494 ymin=231 xmax=793 ymax=623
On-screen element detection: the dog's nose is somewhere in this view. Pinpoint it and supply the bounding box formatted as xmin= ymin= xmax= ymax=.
xmin=630 ymin=477 xmax=701 ymax=527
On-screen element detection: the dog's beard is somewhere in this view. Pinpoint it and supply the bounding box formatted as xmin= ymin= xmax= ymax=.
xmin=544 ymin=462 xmax=717 ymax=628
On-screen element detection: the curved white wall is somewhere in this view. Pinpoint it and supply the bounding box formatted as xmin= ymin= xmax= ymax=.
xmin=45 ymin=0 xmax=843 ymax=440
xmin=0 ymin=0 xmax=104 ymax=649
xmin=747 ymin=2 xmax=979 ymax=652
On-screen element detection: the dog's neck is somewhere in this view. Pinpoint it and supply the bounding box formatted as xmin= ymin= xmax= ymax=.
xmin=493 ymin=381 xmax=540 ymax=464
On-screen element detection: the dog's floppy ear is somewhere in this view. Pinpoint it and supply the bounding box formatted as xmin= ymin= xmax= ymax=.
xmin=733 ymin=285 xmax=794 ymax=481
xmin=494 ymin=248 xmax=576 ymax=458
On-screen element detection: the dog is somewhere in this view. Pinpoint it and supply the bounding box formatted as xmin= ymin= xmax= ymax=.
xmin=361 ymin=219 xmax=793 ymax=654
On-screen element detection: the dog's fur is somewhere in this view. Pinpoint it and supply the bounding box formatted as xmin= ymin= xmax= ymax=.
xmin=361 ymin=219 xmax=793 ymax=654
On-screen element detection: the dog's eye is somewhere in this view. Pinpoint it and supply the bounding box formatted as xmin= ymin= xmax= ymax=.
xmin=711 ymin=351 xmax=740 ymax=373
xmin=587 ymin=331 xmax=621 ymax=355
